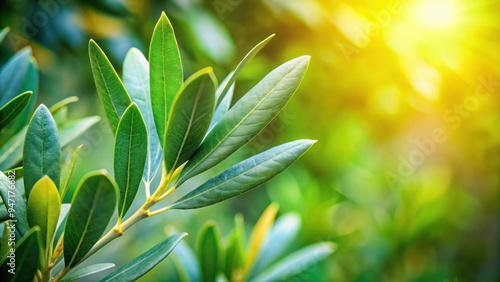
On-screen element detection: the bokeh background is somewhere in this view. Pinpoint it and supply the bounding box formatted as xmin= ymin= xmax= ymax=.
xmin=1 ymin=0 xmax=499 ymax=281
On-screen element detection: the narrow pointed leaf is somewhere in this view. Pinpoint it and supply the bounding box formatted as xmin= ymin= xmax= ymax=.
xmin=114 ymin=103 xmax=147 ymax=219
xmin=0 ymin=227 xmax=41 ymax=282
xmin=171 ymin=140 xmax=315 ymax=209
xmin=64 ymin=171 xmax=117 ymax=268
xmin=242 ymin=204 xmax=279 ymax=279
xmin=0 ymin=27 xmax=9 ymax=44
xmin=27 ymin=176 xmax=61 ymax=255
xmin=101 ymin=233 xmax=187 ymax=282
xmin=197 ymin=223 xmax=221 ymax=282
xmin=224 ymin=226 xmax=244 ymax=280
xmin=0 ymin=222 xmax=10 ymax=259
xmin=49 ymin=96 xmax=79 ymax=114
xmin=89 ymin=39 xmax=132 ymax=133
xmin=0 ymin=47 xmax=31 ymax=107
xmin=171 ymin=237 xmax=201 ymax=282
xmin=60 ymin=145 xmax=83 ymax=200
xmin=216 ymin=34 xmax=274 ymax=106
xmin=251 ymin=213 xmax=301 ymax=276
xmin=164 ymin=68 xmax=216 ymax=173
xmin=149 ymin=12 xmax=183 ymax=148
xmin=208 ymin=73 xmax=234 ymax=133
xmin=23 ymin=105 xmax=61 ymax=200
xmin=0 ymin=171 xmax=29 ymax=235
xmin=248 ymin=242 xmax=335 ymax=282
xmin=0 ymin=91 xmax=32 ymax=129
xmin=11 ymin=58 xmax=38 ymax=131
xmin=178 ymin=56 xmax=310 ymax=184
xmin=123 ymin=48 xmax=162 ymax=185
xmin=61 ymin=263 xmax=115 ymax=282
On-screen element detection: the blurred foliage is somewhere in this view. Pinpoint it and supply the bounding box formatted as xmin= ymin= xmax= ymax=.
xmin=1 ymin=0 xmax=498 ymax=281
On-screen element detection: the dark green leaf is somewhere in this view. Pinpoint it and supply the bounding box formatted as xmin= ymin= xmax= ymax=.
xmin=0 ymin=227 xmax=41 ymax=282
xmin=101 ymin=233 xmax=187 ymax=281
xmin=114 ymin=103 xmax=147 ymax=219
xmin=64 ymin=171 xmax=117 ymax=268
xmin=178 ymin=56 xmax=310 ymax=184
xmin=27 ymin=176 xmax=61 ymax=255
xmin=171 ymin=140 xmax=315 ymax=209
xmin=0 ymin=171 xmax=29 ymax=235
xmin=10 ymin=58 xmax=38 ymax=131
xmin=0 ymin=47 xmax=31 ymax=107
xmin=61 ymin=263 xmax=115 ymax=282
xmin=216 ymin=34 xmax=274 ymax=106
xmin=248 ymin=242 xmax=335 ymax=282
xmin=123 ymin=48 xmax=162 ymax=185
xmin=23 ymin=105 xmax=61 ymax=200
xmin=164 ymin=67 xmax=216 ymax=173
xmin=149 ymin=12 xmax=183 ymax=148
xmin=0 ymin=91 xmax=32 ymax=129
xmin=197 ymin=223 xmax=221 ymax=282
xmin=89 ymin=39 xmax=132 ymax=133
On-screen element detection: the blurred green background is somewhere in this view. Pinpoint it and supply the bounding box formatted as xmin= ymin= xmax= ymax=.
xmin=1 ymin=0 xmax=498 ymax=281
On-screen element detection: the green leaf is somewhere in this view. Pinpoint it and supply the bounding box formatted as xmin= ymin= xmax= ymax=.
xmin=224 ymin=226 xmax=244 ymax=280
xmin=197 ymin=223 xmax=221 ymax=282
xmin=248 ymin=242 xmax=336 ymax=282
xmin=0 ymin=47 xmax=31 ymax=107
xmin=61 ymin=263 xmax=115 ymax=282
xmin=209 ymin=74 xmax=234 ymax=133
xmin=0 ymin=222 xmax=11 ymax=259
xmin=10 ymin=59 xmax=39 ymax=131
xmin=23 ymin=105 xmax=61 ymax=199
xmin=64 ymin=171 xmax=117 ymax=268
xmin=216 ymin=34 xmax=274 ymax=106
xmin=0 ymin=91 xmax=32 ymax=129
xmin=60 ymin=145 xmax=83 ymax=200
xmin=27 ymin=176 xmax=61 ymax=257
xmin=149 ymin=12 xmax=183 ymax=148
xmin=89 ymin=39 xmax=132 ymax=133
xmin=58 ymin=116 xmax=101 ymax=148
xmin=0 ymin=227 xmax=41 ymax=282
xmin=0 ymin=171 xmax=29 ymax=235
xmin=49 ymin=96 xmax=79 ymax=114
xmin=101 ymin=233 xmax=187 ymax=281
xmin=171 ymin=140 xmax=315 ymax=209
xmin=251 ymin=213 xmax=301 ymax=276
xmin=123 ymin=48 xmax=162 ymax=185
xmin=178 ymin=56 xmax=310 ymax=184
xmin=171 ymin=237 xmax=201 ymax=282
xmin=164 ymin=67 xmax=217 ymax=173
xmin=0 ymin=27 xmax=9 ymax=44
xmin=114 ymin=103 xmax=147 ymax=219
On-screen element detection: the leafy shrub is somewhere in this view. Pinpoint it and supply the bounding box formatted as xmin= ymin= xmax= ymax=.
xmin=0 ymin=12 xmax=318 ymax=281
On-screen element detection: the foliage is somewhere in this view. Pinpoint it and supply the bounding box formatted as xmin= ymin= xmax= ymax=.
xmin=0 ymin=11 xmax=315 ymax=281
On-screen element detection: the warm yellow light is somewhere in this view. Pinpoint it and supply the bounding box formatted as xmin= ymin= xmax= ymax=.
xmin=410 ymin=0 xmax=460 ymax=29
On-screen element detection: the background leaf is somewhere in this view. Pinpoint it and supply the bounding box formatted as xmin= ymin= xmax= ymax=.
xmin=60 ymin=145 xmax=83 ymax=200
xmin=197 ymin=223 xmax=221 ymax=282
xmin=0 ymin=227 xmax=41 ymax=282
xmin=171 ymin=237 xmax=201 ymax=282
xmin=61 ymin=263 xmax=115 ymax=282
xmin=208 ymin=74 xmax=234 ymax=134
xmin=0 ymin=47 xmax=31 ymax=107
xmin=249 ymin=242 xmax=336 ymax=282
xmin=178 ymin=56 xmax=310 ymax=183
xmin=0 ymin=171 xmax=29 ymax=235
xmin=64 ymin=171 xmax=117 ymax=268
xmin=27 ymin=176 xmax=61 ymax=257
xmin=122 ymin=48 xmax=162 ymax=186
xmin=0 ymin=27 xmax=9 ymax=44
xmin=101 ymin=233 xmax=187 ymax=282
xmin=171 ymin=140 xmax=315 ymax=209
xmin=89 ymin=39 xmax=132 ymax=133
xmin=23 ymin=104 xmax=61 ymax=200
xmin=149 ymin=12 xmax=183 ymax=148
xmin=164 ymin=67 xmax=216 ymax=173
xmin=0 ymin=91 xmax=32 ymax=129
xmin=114 ymin=103 xmax=147 ymax=220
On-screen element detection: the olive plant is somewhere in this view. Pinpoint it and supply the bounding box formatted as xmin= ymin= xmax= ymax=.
xmin=0 ymin=11 xmax=314 ymax=281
